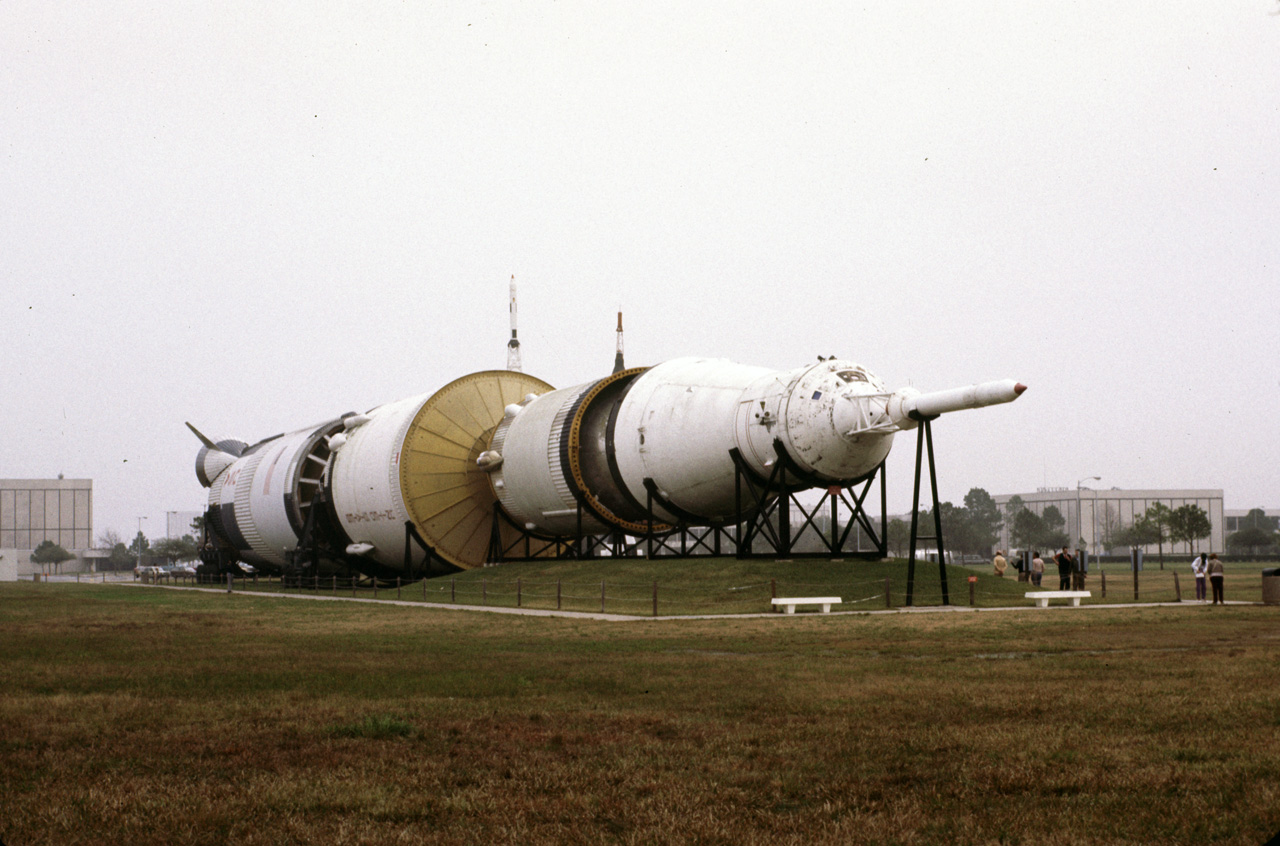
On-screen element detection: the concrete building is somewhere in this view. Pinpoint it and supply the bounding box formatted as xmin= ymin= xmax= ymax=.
xmin=0 ymin=478 xmax=94 ymax=580
xmin=165 ymin=510 xmax=204 ymax=540
xmin=1223 ymin=508 xmax=1279 ymax=534
xmin=992 ymin=488 xmax=1224 ymax=557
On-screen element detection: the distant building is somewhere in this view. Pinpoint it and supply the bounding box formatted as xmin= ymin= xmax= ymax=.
xmin=992 ymin=488 xmax=1224 ymax=557
xmin=0 ymin=478 xmax=94 ymax=579
xmin=166 ymin=510 xmax=204 ymax=540
xmin=1223 ymin=508 xmax=1279 ymax=534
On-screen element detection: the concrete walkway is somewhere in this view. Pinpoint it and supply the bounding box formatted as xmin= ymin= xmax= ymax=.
xmin=119 ymin=582 xmax=1261 ymax=622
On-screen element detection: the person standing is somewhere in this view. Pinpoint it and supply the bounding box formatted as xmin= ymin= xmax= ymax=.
xmin=1031 ymin=551 xmax=1045 ymax=587
xmin=1207 ymin=553 xmax=1225 ymax=605
xmin=1055 ymin=546 xmax=1075 ymax=591
xmin=993 ymin=550 xmax=1007 ymax=578
xmin=1191 ymin=553 xmax=1207 ymax=602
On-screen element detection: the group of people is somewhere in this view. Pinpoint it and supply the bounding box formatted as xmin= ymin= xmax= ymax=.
xmin=993 ymin=547 xmax=1228 ymax=604
xmin=1191 ymin=552 xmax=1226 ymax=604
xmin=992 ymin=547 xmax=1078 ymax=588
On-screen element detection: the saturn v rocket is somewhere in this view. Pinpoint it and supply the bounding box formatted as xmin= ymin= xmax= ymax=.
xmin=191 ymin=355 xmax=1024 ymax=577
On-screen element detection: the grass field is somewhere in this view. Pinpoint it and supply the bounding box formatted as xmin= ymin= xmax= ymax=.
xmin=198 ymin=555 xmax=1275 ymax=615
xmin=2 ymin=575 xmax=1278 ymax=845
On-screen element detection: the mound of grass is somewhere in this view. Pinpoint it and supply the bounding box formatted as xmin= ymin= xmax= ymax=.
xmin=330 ymin=714 xmax=417 ymax=740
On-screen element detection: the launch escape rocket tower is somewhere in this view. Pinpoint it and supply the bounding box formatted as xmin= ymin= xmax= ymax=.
xmin=613 ymin=311 xmax=625 ymax=374
xmin=506 ymin=276 xmax=522 ymax=373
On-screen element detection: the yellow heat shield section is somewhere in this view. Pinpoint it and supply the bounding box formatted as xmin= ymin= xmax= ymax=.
xmin=399 ymin=370 xmax=555 ymax=569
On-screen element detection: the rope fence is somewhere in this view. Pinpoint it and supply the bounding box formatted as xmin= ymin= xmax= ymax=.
xmin=132 ymin=565 xmax=1265 ymax=613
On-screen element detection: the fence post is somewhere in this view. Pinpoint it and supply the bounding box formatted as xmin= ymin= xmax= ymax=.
xmin=1101 ymin=570 xmax=1107 ymax=598
xmin=601 ymin=580 xmax=606 ymax=613
xmin=373 ymin=579 xmax=378 ymax=599
xmin=653 ymin=581 xmax=658 ymax=617
xmin=352 ymin=577 xmax=357 ymax=598
xmin=397 ymin=577 xmax=401 ymax=600
xmin=451 ymin=578 xmax=455 ymax=603
xmin=332 ymin=576 xmax=336 ymax=595
xmin=1133 ymin=568 xmax=1139 ymax=602
xmin=226 ymin=573 xmax=233 ymax=594
xmin=884 ymin=577 xmax=891 ymax=608
xmin=517 ymin=578 xmax=522 ymax=607
xmin=968 ymin=575 xmax=976 ymax=606
xmin=557 ymin=579 xmax=562 ymax=610
xmin=483 ymin=578 xmax=487 ymax=604
xmin=771 ymin=579 xmax=776 ymax=599
xmin=423 ymin=578 xmax=427 ymax=601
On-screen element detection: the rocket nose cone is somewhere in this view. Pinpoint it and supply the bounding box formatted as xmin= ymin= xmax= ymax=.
xmin=1014 ymin=383 xmax=1027 ymax=396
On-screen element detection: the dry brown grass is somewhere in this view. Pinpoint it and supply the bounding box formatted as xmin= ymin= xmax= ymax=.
xmin=1 ymin=582 xmax=1278 ymax=844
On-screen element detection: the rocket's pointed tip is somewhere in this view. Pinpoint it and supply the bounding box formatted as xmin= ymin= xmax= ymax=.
xmin=1014 ymin=383 xmax=1028 ymax=396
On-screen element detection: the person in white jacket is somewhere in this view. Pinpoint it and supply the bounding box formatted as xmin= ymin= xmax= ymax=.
xmin=1191 ymin=554 xmax=1207 ymax=602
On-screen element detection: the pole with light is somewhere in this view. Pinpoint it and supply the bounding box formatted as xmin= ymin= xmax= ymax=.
xmin=1076 ymin=476 xmax=1100 ymax=554
xmin=135 ymin=515 xmax=148 ymax=568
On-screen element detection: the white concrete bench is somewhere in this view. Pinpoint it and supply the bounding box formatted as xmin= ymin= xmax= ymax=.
xmin=1025 ymin=590 xmax=1091 ymax=608
xmin=771 ymin=596 xmax=841 ymax=614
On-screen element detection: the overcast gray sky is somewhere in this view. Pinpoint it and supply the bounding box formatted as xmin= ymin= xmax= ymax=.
xmin=4 ymin=2 xmax=1278 ymax=542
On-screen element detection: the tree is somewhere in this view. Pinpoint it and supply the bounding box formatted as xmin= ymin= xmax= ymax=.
xmin=1168 ymin=504 xmax=1212 ymax=554
xmin=1003 ymin=495 xmax=1025 ymax=528
xmin=129 ymin=532 xmax=150 ymax=562
xmin=99 ymin=529 xmax=123 ymax=550
xmin=107 ymin=542 xmax=135 ymax=572
xmin=1038 ymin=505 xmax=1069 ymax=549
xmin=151 ymin=535 xmax=199 ymax=564
xmin=1099 ymin=503 xmax=1121 ymax=551
xmin=1227 ymin=526 xmax=1277 ymax=554
xmin=963 ymin=488 xmax=1003 ymax=554
xmin=886 ymin=518 xmax=910 ymax=559
xmin=1143 ymin=503 xmax=1173 ymax=569
xmin=190 ymin=514 xmax=206 ymax=540
xmin=30 ymin=540 xmax=75 ymax=574
xmin=1010 ymin=508 xmax=1046 ymax=550
xmin=937 ymin=501 xmax=982 ymax=557
xmin=1128 ymin=515 xmax=1164 ymax=550
xmin=1042 ymin=505 xmax=1066 ymax=533
xmin=1240 ymin=508 xmax=1279 ymax=533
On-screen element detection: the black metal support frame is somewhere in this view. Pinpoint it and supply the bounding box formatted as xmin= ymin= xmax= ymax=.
xmin=403 ymin=520 xmax=452 ymax=579
xmin=905 ymin=419 xmax=949 ymax=606
xmin=487 ymin=501 xmax=578 ymax=563
xmin=730 ymin=440 xmax=886 ymax=560
xmin=487 ymin=442 xmax=888 ymax=563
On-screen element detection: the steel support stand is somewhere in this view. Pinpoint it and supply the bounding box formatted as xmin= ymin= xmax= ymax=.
xmin=906 ymin=419 xmax=949 ymax=606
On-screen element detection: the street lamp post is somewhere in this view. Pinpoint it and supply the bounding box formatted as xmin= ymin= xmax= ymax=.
xmin=136 ymin=516 xmax=148 ymax=566
xmin=1076 ymin=477 xmax=1100 ymax=554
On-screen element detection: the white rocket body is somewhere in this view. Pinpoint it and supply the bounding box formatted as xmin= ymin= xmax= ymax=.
xmin=193 ymin=358 xmax=1024 ymax=572
xmin=483 ymin=358 xmax=1025 ymax=533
